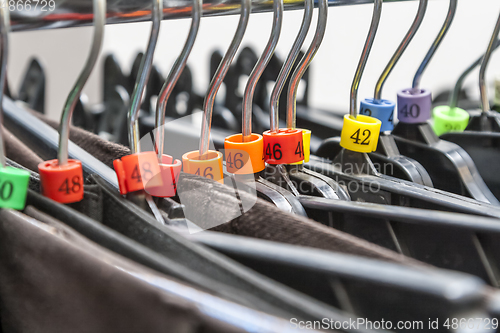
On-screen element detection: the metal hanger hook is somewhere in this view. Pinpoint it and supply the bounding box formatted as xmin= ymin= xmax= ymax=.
xmin=413 ymin=0 xmax=456 ymax=91
xmin=269 ymin=0 xmax=313 ymax=133
xmin=57 ymin=0 xmax=106 ymax=166
xmin=199 ymin=0 xmax=251 ymax=155
xmin=349 ymin=0 xmax=382 ymax=119
xmin=479 ymin=10 xmax=500 ymax=113
xmin=286 ymin=0 xmax=327 ymax=129
xmin=128 ymin=0 xmax=162 ymax=154
xmin=374 ymin=0 xmax=427 ymax=100
xmin=155 ymin=0 xmax=201 ymax=161
xmin=0 ymin=5 xmax=9 ymax=168
xmin=242 ymin=0 xmax=283 ymax=141
xmin=449 ymin=38 xmax=500 ymax=110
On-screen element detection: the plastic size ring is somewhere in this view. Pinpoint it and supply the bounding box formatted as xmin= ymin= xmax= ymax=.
xmin=360 ymin=98 xmax=395 ymax=132
xmin=182 ymin=150 xmax=223 ymax=184
xmin=397 ymin=88 xmax=432 ymax=123
xmin=0 ymin=166 xmax=30 ymax=210
xmin=262 ymin=128 xmax=304 ymax=164
xmin=432 ymin=105 xmax=469 ymax=136
xmin=290 ymin=129 xmax=311 ymax=165
xmin=113 ymin=152 xmax=163 ymax=195
xmin=340 ymin=114 xmax=381 ymax=153
xmin=224 ymin=133 xmax=265 ymax=174
xmin=145 ymin=154 xmax=182 ymax=198
xmin=38 ymin=159 xmax=84 ymax=203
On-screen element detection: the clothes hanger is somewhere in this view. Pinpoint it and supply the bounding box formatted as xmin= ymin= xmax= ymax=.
xmin=144 ymin=0 xmax=201 ymax=199
xmin=35 ymin=0 xmax=105 ymax=205
xmin=465 ymin=10 xmax=500 ymax=133
xmin=439 ymin=39 xmax=500 ymax=201
xmin=433 ymin=38 xmax=500 ymax=136
xmin=112 ymin=0 xmax=167 ymax=223
xmin=308 ymin=0 xmax=386 ymax=204
xmin=227 ymin=0 xmax=308 ymax=215
xmin=262 ymin=0 xmax=348 ymax=201
xmin=181 ymin=0 xmax=251 ymax=182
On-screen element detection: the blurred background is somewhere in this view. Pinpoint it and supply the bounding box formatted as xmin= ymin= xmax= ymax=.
xmin=8 ymin=0 xmax=500 ymax=120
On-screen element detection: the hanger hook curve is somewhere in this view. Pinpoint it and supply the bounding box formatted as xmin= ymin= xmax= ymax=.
xmin=349 ymin=0 xmax=382 ymax=119
xmin=479 ymin=10 xmax=500 ymax=113
xmin=58 ymin=0 xmax=106 ymax=165
xmin=199 ymin=0 xmax=251 ymax=155
xmin=155 ymin=0 xmax=202 ymax=160
xmin=242 ymin=0 xmax=283 ymax=140
xmin=412 ymin=0 xmax=456 ymax=91
xmin=269 ymin=0 xmax=313 ymax=133
xmin=128 ymin=0 xmax=163 ymax=154
xmin=286 ymin=0 xmax=328 ymax=129
xmin=374 ymin=0 xmax=427 ymax=100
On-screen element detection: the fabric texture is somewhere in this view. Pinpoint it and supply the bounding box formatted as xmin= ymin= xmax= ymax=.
xmin=27 ymin=187 xmax=349 ymax=323
xmin=0 ymin=208 xmax=247 ymax=333
xmin=3 ymin=126 xmax=43 ymax=172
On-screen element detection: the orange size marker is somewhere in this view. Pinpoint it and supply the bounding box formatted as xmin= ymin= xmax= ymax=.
xmin=182 ymin=150 xmax=224 ymax=184
xmin=113 ymin=151 xmax=163 ymax=195
xmin=262 ymin=128 xmax=304 ymax=164
xmin=224 ymin=133 xmax=265 ymax=174
xmin=145 ymin=154 xmax=182 ymax=198
xmin=38 ymin=159 xmax=84 ymax=204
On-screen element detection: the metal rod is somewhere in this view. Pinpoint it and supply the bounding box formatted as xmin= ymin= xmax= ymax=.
xmin=10 ymin=0 xmax=416 ymax=32
xmin=269 ymin=0 xmax=313 ymax=132
xmin=155 ymin=0 xmax=201 ymax=161
xmin=199 ymin=0 xmax=251 ymax=155
xmin=374 ymin=0 xmax=427 ymax=100
xmin=242 ymin=0 xmax=283 ymax=140
xmin=57 ymin=0 xmax=105 ymax=165
xmin=0 ymin=6 xmax=9 ymax=167
xmin=286 ymin=0 xmax=328 ymax=129
xmin=479 ymin=10 xmax=500 ymax=113
xmin=412 ymin=0 xmax=456 ymax=90
xmin=128 ymin=0 xmax=162 ymax=154
xmin=349 ymin=0 xmax=382 ymax=119
xmin=449 ymin=39 xmax=500 ymax=110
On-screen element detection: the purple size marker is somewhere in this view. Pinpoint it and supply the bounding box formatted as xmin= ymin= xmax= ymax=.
xmin=397 ymin=88 xmax=432 ymax=124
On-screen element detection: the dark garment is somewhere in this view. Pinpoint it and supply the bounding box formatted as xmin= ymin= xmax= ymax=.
xmin=26 ymin=187 xmax=349 ymax=325
xmin=3 ymin=126 xmax=43 ymax=172
xmin=0 ymin=207 xmax=274 ymax=333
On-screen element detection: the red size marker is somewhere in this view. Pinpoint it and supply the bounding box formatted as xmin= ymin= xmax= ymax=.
xmin=145 ymin=154 xmax=182 ymax=198
xmin=262 ymin=128 xmax=304 ymax=164
xmin=38 ymin=159 xmax=84 ymax=204
xmin=113 ymin=151 xmax=163 ymax=195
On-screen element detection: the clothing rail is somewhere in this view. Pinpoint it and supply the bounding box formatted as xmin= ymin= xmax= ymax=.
xmin=11 ymin=0 xmax=414 ymax=32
